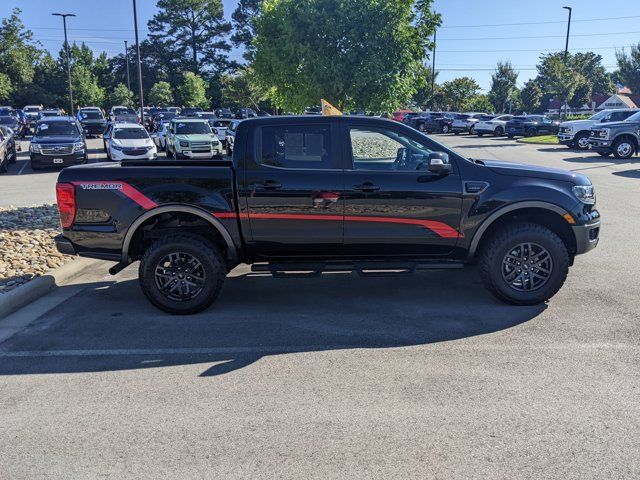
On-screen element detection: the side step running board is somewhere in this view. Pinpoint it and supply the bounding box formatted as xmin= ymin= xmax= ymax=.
xmin=251 ymin=261 xmax=464 ymax=278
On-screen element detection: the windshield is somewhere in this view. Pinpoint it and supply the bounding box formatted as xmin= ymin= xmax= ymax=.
xmin=25 ymin=107 xmax=40 ymax=112
xmin=42 ymin=111 xmax=60 ymax=116
xmin=212 ymin=120 xmax=230 ymax=128
xmin=175 ymin=122 xmax=211 ymax=134
xmin=589 ymin=111 xmax=611 ymax=120
xmin=114 ymin=108 xmax=136 ymax=115
xmin=80 ymin=111 xmax=104 ymax=120
xmin=35 ymin=122 xmax=79 ymax=136
xmin=113 ymin=128 xmax=149 ymax=140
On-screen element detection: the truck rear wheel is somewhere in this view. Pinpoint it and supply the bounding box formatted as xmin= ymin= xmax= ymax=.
xmin=139 ymin=233 xmax=226 ymax=315
xmin=479 ymin=223 xmax=569 ymax=305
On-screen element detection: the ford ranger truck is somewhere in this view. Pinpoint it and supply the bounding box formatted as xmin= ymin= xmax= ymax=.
xmin=55 ymin=116 xmax=601 ymax=315
xmin=588 ymin=110 xmax=640 ymax=159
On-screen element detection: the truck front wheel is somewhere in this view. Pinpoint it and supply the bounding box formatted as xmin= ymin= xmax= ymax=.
xmin=479 ymin=223 xmax=569 ymax=305
xmin=139 ymin=233 xmax=226 ymax=315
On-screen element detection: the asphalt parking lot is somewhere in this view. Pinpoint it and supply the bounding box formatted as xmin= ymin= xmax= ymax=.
xmin=0 ymin=133 xmax=639 ymax=478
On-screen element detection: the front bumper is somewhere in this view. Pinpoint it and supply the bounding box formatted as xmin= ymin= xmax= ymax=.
xmin=179 ymin=148 xmax=222 ymax=159
xmin=557 ymin=134 xmax=575 ymax=145
xmin=588 ymin=138 xmax=612 ymax=149
xmin=572 ymin=218 xmax=601 ymax=254
xmin=110 ymin=149 xmax=157 ymax=161
xmin=30 ymin=152 xmax=86 ymax=168
xmin=82 ymin=124 xmax=106 ymax=135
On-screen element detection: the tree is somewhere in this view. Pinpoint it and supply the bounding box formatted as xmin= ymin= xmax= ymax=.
xmin=615 ymin=43 xmax=640 ymax=94
xmin=412 ymin=63 xmax=438 ymax=108
xmin=0 ymin=73 xmax=12 ymax=102
xmin=231 ymin=0 xmax=262 ymax=61
xmin=439 ymin=77 xmax=480 ymax=111
xmin=488 ymin=61 xmax=518 ymax=113
xmin=0 ymin=8 xmax=42 ymax=103
xmin=520 ymin=79 xmax=543 ymax=114
xmin=110 ymin=83 xmax=135 ymax=106
xmin=536 ymin=54 xmax=582 ymax=115
xmin=149 ymin=81 xmax=174 ymax=106
xmin=71 ymin=64 xmax=105 ymax=107
xmin=148 ymin=0 xmax=233 ymax=74
xmin=253 ymin=0 xmax=440 ymax=112
xmin=220 ymin=67 xmax=267 ymax=108
xmin=177 ymin=72 xmax=209 ymax=108
xmin=572 ymin=51 xmax=613 ymax=96
xmin=464 ymin=94 xmax=493 ymax=113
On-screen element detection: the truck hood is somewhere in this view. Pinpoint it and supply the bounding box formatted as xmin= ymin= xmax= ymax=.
xmin=483 ymin=159 xmax=590 ymax=185
xmin=594 ymin=121 xmax=636 ymax=129
xmin=112 ymin=138 xmax=153 ymax=148
xmin=174 ymin=134 xmax=217 ymax=142
xmin=32 ymin=135 xmax=82 ymax=144
xmin=559 ymin=119 xmax=593 ymax=128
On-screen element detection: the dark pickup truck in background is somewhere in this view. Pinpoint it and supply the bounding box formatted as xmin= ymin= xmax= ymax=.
xmin=55 ymin=116 xmax=600 ymax=314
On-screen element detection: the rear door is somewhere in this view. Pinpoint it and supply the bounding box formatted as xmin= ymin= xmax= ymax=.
xmin=239 ymin=121 xmax=344 ymax=258
xmin=341 ymin=122 xmax=463 ymax=256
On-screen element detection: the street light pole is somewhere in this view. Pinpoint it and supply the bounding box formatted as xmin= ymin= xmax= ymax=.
xmin=124 ymin=40 xmax=131 ymax=91
xmin=52 ymin=13 xmax=76 ymax=116
xmin=132 ymin=0 xmax=145 ymax=125
xmin=563 ymin=6 xmax=572 ymax=60
xmin=430 ymin=28 xmax=437 ymax=110
xmin=562 ymin=6 xmax=572 ymax=119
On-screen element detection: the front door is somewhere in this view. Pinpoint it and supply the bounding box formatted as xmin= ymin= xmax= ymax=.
xmin=342 ymin=124 xmax=463 ymax=257
xmin=240 ymin=121 xmax=343 ymax=258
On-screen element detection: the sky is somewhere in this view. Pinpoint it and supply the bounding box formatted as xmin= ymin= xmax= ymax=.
xmin=2 ymin=0 xmax=640 ymax=92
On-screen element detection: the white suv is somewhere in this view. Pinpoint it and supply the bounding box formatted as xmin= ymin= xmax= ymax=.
xmin=104 ymin=123 xmax=157 ymax=161
xmin=474 ymin=114 xmax=514 ymax=137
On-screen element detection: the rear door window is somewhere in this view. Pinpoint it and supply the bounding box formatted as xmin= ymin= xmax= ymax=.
xmin=259 ymin=124 xmax=335 ymax=170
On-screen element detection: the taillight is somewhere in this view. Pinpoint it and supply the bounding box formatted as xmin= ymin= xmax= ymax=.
xmin=56 ymin=182 xmax=76 ymax=228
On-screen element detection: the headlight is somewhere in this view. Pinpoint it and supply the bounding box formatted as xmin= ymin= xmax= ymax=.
xmin=212 ymin=141 xmax=219 ymax=146
xmin=73 ymin=142 xmax=85 ymax=152
xmin=601 ymin=128 xmax=610 ymax=140
xmin=564 ymin=126 xmax=572 ymax=133
xmin=30 ymin=143 xmax=42 ymax=153
xmin=111 ymin=143 xmax=123 ymax=151
xmin=180 ymin=141 xmax=189 ymax=147
xmin=572 ymin=185 xmax=596 ymax=205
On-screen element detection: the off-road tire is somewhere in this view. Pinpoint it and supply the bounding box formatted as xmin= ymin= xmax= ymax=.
xmin=479 ymin=222 xmax=569 ymax=305
xmin=139 ymin=233 xmax=226 ymax=315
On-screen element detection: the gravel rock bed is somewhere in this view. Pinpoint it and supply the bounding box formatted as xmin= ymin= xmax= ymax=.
xmin=0 ymin=204 xmax=71 ymax=293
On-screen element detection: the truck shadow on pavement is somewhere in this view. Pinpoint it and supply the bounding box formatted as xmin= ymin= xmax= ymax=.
xmin=0 ymin=268 xmax=546 ymax=377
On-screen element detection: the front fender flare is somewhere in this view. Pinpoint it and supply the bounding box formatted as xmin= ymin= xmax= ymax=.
xmin=121 ymin=204 xmax=239 ymax=263
xmin=466 ymin=201 xmax=572 ymax=260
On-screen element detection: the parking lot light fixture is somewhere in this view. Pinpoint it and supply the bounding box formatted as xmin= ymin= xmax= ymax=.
xmin=52 ymin=13 xmax=76 ymax=116
xmin=562 ymin=6 xmax=572 ymax=59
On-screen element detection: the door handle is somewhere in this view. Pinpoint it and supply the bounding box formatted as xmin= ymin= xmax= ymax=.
xmin=255 ymin=180 xmax=282 ymax=190
xmin=353 ymin=182 xmax=380 ymax=192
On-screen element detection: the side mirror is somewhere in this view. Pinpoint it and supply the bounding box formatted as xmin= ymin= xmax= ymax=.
xmin=427 ymin=152 xmax=452 ymax=174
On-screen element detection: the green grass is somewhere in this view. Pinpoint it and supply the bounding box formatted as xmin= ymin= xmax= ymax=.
xmin=518 ymin=135 xmax=559 ymax=144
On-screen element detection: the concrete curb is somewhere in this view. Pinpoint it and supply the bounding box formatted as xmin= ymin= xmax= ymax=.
xmin=0 ymin=257 xmax=103 ymax=319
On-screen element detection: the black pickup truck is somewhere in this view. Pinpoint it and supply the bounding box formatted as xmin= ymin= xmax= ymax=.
xmin=55 ymin=116 xmax=600 ymax=314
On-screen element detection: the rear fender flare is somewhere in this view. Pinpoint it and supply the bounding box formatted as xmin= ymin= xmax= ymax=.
xmin=121 ymin=205 xmax=238 ymax=263
xmin=466 ymin=201 xmax=572 ymax=260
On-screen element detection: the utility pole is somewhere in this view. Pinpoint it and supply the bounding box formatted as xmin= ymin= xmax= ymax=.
xmin=52 ymin=13 xmax=76 ymax=116
xmin=562 ymin=6 xmax=572 ymax=119
xmin=124 ymin=40 xmax=131 ymax=91
xmin=430 ymin=28 xmax=437 ymax=111
xmin=132 ymin=0 xmax=145 ymax=125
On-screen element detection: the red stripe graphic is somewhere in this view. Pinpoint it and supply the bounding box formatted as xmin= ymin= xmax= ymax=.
xmin=213 ymin=212 xmax=462 ymax=238
xmin=71 ymin=181 xmax=158 ymax=210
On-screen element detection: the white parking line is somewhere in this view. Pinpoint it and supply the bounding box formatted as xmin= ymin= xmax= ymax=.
xmin=17 ymin=161 xmax=29 ymax=175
